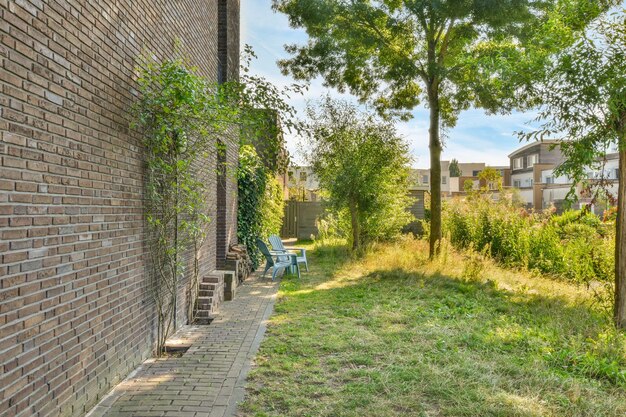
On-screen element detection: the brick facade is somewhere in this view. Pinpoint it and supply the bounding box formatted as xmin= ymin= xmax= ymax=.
xmin=0 ymin=1 xmax=240 ymax=416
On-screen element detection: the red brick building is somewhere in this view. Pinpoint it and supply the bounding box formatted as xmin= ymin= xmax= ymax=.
xmin=0 ymin=1 xmax=240 ymax=416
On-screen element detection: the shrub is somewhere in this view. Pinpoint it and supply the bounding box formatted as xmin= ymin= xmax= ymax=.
xmin=443 ymin=196 xmax=615 ymax=287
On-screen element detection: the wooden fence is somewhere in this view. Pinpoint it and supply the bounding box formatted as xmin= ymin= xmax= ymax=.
xmin=280 ymin=201 xmax=325 ymax=240
xmin=280 ymin=189 xmax=427 ymax=239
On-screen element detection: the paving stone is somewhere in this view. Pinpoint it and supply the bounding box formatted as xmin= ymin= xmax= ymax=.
xmin=86 ymin=275 xmax=279 ymax=417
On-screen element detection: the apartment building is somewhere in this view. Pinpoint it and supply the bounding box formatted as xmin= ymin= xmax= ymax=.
xmin=412 ymin=162 xmax=511 ymax=197
xmin=509 ymin=140 xmax=620 ymax=212
xmin=540 ymin=152 xmax=620 ymax=213
xmin=509 ymin=140 xmax=565 ymax=209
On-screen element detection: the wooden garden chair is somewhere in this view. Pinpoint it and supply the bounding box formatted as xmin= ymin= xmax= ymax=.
xmin=256 ymin=238 xmax=299 ymax=280
xmin=268 ymin=234 xmax=309 ymax=272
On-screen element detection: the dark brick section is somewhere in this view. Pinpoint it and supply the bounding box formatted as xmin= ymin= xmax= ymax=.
xmin=218 ymin=0 xmax=240 ymax=84
xmin=0 ymin=1 xmax=240 ymax=417
xmin=216 ymin=140 xmax=227 ymax=269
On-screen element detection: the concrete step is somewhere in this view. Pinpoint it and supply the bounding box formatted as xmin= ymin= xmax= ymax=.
xmin=195 ymin=309 xmax=213 ymax=318
xmin=202 ymin=275 xmax=221 ymax=284
xmin=200 ymin=282 xmax=218 ymax=291
xmin=194 ymin=317 xmax=214 ymax=325
xmin=196 ymin=296 xmax=213 ymax=310
xmin=198 ymin=289 xmax=214 ymax=297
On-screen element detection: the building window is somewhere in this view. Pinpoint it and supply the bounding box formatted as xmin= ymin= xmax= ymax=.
xmin=529 ymin=179 xmax=534 ymax=186
xmin=472 ymin=170 xmax=480 ymax=177
xmin=545 ymin=176 xmax=553 ymax=184
xmin=513 ymin=158 xmax=522 ymax=169
xmin=300 ymin=171 xmax=307 ymax=181
xmin=422 ymin=175 xmax=429 ymax=184
xmin=288 ymin=171 xmax=294 ymax=180
xmin=616 ymin=169 xmax=620 ymax=179
xmin=513 ymin=180 xmax=521 ymax=188
xmin=442 ymin=176 xmax=447 ymax=184
xmin=527 ymin=154 xmax=539 ymax=167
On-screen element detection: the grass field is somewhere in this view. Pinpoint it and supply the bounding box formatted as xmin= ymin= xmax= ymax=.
xmin=240 ymin=238 xmax=626 ymax=417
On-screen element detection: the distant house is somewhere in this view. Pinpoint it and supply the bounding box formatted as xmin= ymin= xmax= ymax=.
xmin=509 ymin=140 xmax=565 ymax=209
xmin=509 ymin=140 xmax=619 ymax=213
xmin=286 ymin=166 xmax=320 ymax=201
xmin=411 ymin=161 xmax=510 ymax=198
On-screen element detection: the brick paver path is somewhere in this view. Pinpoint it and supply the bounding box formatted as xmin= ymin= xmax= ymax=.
xmin=86 ymin=274 xmax=279 ymax=417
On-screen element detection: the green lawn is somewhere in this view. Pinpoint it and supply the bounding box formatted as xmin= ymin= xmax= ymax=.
xmin=241 ymin=238 xmax=626 ymax=417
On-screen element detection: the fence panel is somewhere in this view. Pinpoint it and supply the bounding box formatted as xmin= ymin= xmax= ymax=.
xmin=280 ymin=201 xmax=324 ymax=239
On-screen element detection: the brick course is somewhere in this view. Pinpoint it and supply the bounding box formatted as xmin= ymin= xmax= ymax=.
xmin=0 ymin=1 xmax=240 ymax=416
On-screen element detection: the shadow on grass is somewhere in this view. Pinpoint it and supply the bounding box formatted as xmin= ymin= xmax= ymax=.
xmin=249 ymin=258 xmax=626 ymax=417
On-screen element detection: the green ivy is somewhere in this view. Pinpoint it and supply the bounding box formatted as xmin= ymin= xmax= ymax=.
xmin=237 ymin=145 xmax=284 ymax=268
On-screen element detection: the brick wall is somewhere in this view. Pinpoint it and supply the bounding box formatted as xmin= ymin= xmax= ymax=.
xmin=0 ymin=1 xmax=239 ymax=416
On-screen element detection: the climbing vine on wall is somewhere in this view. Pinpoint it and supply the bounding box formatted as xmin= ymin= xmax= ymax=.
xmin=133 ymin=48 xmax=300 ymax=355
xmin=132 ymin=58 xmax=237 ymax=355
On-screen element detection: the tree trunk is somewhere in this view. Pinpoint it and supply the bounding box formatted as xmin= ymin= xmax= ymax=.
xmin=614 ymin=144 xmax=626 ymax=328
xmin=428 ymin=84 xmax=442 ymax=258
xmin=349 ymin=200 xmax=360 ymax=251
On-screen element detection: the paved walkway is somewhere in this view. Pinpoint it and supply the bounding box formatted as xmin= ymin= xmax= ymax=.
xmin=86 ymin=274 xmax=279 ymax=417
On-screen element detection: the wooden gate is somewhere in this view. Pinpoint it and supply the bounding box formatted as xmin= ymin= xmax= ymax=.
xmin=280 ymin=201 xmax=325 ymax=240
xmin=281 ymin=200 xmax=298 ymax=238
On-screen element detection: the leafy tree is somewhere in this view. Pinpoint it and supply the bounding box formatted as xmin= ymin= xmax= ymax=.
xmin=449 ymin=158 xmax=461 ymax=177
xmin=304 ymin=97 xmax=413 ymax=250
xmin=478 ymin=167 xmax=503 ymax=193
xmin=521 ymin=10 xmax=626 ymax=328
xmin=463 ymin=179 xmax=475 ymax=194
xmin=273 ymin=0 xmax=614 ymax=257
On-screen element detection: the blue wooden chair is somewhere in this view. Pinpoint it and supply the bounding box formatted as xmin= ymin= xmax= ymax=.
xmin=256 ymin=238 xmax=297 ymax=281
xmin=268 ymin=235 xmax=309 ymax=272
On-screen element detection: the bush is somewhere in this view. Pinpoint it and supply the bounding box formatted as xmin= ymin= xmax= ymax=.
xmin=443 ymin=196 xmax=615 ymax=286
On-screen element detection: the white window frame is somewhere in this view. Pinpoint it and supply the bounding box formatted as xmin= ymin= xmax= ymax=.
xmin=442 ymin=176 xmax=447 ymax=184
xmin=513 ymin=157 xmax=522 ymax=169
xmin=513 ymin=180 xmax=521 ymax=188
xmin=527 ymin=154 xmax=539 ymax=168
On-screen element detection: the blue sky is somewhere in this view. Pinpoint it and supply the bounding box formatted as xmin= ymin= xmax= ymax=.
xmin=240 ymin=0 xmax=539 ymax=168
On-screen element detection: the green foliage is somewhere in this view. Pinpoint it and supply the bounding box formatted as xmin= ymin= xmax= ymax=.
xmin=273 ymin=0 xmax=611 ymax=257
xmin=521 ymin=9 xmax=626 ymax=192
xmin=132 ymin=49 xmax=298 ymax=354
xmin=443 ymin=197 xmax=615 ymax=289
xmin=132 ymin=58 xmax=237 ymax=354
xmin=274 ymin=0 xmax=611 ymax=122
xmin=519 ymin=10 xmax=626 ymax=327
xmin=303 ymin=97 xmax=413 ymax=250
xmin=237 ymin=145 xmax=285 ymax=268
xmin=449 ymin=158 xmax=461 ymax=177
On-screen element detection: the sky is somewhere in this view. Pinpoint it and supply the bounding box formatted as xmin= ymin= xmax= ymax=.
xmin=240 ymin=0 xmax=540 ymax=169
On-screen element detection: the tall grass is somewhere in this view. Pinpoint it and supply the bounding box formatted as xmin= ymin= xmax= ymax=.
xmin=443 ymin=197 xmax=615 ymax=287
